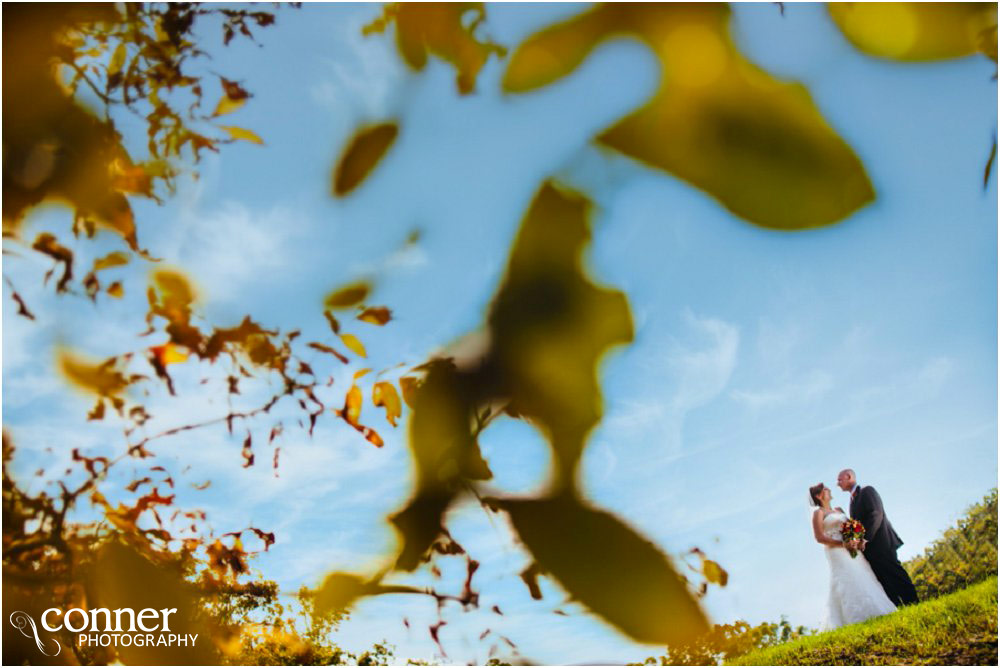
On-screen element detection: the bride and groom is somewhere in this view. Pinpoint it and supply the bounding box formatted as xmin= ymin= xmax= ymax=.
xmin=810 ymin=469 xmax=919 ymax=630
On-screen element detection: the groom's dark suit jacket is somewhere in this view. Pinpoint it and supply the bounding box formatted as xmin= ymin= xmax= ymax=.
xmin=849 ymin=485 xmax=903 ymax=556
xmin=849 ymin=484 xmax=918 ymax=606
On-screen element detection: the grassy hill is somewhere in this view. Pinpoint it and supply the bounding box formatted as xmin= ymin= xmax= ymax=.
xmin=726 ymin=576 xmax=998 ymax=666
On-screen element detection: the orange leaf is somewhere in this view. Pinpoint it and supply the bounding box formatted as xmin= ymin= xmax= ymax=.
xmin=344 ymin=385 xmax=362 ymax=425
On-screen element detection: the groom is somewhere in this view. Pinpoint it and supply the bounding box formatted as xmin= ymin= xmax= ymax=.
xmin=837 ymin=469 xmax=919 ymax=606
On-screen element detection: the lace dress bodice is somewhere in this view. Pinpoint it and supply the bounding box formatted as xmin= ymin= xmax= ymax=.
xmin=821 ymin=511 xmax=847 ymax=542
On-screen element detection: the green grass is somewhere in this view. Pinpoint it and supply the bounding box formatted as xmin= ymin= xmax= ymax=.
xmin=726 ymin=577 xmax=998 ymax=666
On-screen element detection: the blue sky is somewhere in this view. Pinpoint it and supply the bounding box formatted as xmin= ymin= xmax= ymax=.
xmin=3 ymin=2 xmax=997 ymax=664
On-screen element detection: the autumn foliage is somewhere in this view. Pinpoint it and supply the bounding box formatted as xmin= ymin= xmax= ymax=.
xmin=3 ymin=2 xmax=997 ymax=665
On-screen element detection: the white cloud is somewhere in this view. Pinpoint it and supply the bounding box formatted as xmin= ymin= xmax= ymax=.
xmin=731 ymin=369 xmax=833 ymax=411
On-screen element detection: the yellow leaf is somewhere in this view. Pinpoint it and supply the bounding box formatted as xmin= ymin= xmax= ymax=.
xmin=344 ymin=385 xmax=362 ymax=424
xmin=367 ymin=3 xmax=506 ymax=94
xmin=353 ymin=368 xmax=372 ymax=380
xmin=828 ymin=2 xmax=997 ymax=61
xmin=702 ymin=558 xmax=729 ymax=587
xmin=59 ymin=349 xmax=130 ymax=397
xmin=93 ymin=250 xmax=130 ymax=271
xmin=107 ymin=281 xmax=124 ymax=298
xmin=340 ymin=333 xmax=367 ymax=358
xmin=108 ymin=42 xmax=127 ymax=75
xmin=332 ymin=123 xmax=398 ymax=196
xmin=219 ymin=125 xmax=264 ymax=144
xmin=373 ymin=381 xmax=402 ymax=427
xmin=503 ymin=4 xmax=874 ymax=230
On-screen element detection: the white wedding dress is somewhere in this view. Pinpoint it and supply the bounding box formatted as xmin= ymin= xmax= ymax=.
xmin=819 ymin=510 xmax=897 ymax=630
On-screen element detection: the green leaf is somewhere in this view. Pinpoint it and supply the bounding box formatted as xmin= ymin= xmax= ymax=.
xmin=498 ymin=494 xmax=708 ymax=646
xmin=486 ymin=181 xmax=632 ymax=487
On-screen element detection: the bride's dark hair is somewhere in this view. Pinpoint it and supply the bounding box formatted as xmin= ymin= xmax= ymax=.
xmin=809 ymin=482 xmax=825 ymax=507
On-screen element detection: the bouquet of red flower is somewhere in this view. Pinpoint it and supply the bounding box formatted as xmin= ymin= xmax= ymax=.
xmin=841 ymin=518 xmax=865 ymax=558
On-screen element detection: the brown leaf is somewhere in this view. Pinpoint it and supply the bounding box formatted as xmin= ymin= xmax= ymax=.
xmin=308 ymin=341 xmax=349 ymax=364
xmin=358 ymin=306 xmax=392 ymax=325
xmin=32 ymin=232 xmax=73 ymax=292
xmin=332 ymin=123 xmax=398 ymax=196
xmin=399 ymin=376 xmax=420 ymax=408
xmin=213 ymin=76 xmax=250 ymax=116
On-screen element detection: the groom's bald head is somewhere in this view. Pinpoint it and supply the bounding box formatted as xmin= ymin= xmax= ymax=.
xmin=837 ymin=469 xmax=856 ymax=491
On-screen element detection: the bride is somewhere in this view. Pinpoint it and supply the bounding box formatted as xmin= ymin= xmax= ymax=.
xmin=809 ymin=482 xmax=897 ymax=629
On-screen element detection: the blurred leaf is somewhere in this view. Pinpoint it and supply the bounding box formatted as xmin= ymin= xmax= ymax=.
xmin=703 ymin=558 xmax=729 ymax=587
xmin=219 ymin=125 xmax=264 ymax=144
xmin=308 ymin=341 xmax=349 ymax=364
xmin=314 ymin=573 xmax=376 ymax=617
xmin=343 ymin=385 xmax=363 ymax=425
xmin=503 ymin=4 xmax=874 ymax=230
xmin=324 ymin=281 xmax=371 ymax=309
xmin=3 ymin=5 xmax=144 ymax=252
xmin=498 ymin=494 xmax=709 ymax=646
xmin=390 ymin=361 xmax=491 ymax=570
xmin=108 ymin=41 xmax=127 ymax=75
xmin=151 ymin=342 xmax=188 ymax=366
xmin=828 ymin=3 xmax=997 ymax=61
xmin=32 ymin=233 xmax=73 ymax=292
xmin=93 ymin=250 xmax=130 ymax=271
xmin=985 ymin=135 xmax=997 ymax=190
xmin=107 ymin=280 xmax=124 ymax=298
xmin=340 ymin=333 xmax=367 ymax=358
xmin=365 ymin=3 xmax=506 ymax=94
xmin=373 ymin=381 xmax=402 ymax=426
xmin=358 ymin=306 xmax=392 ymax=325
xmin=399 ymin=376 xmax=420 ymax=408
xmin=353 ymin=368 xmax=372 ymax=380
xmin=485 ymin=181 xmax=632 ymax=487
xmin=84 ymin=539 xmax=218 ymax=664
xmin=332 ymin=122 xmax=398 ymax=196
xmin=59 ymin=349 xmax=130 ymax=397
xmin=213 ymin=76 xmax=250 ymax=116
